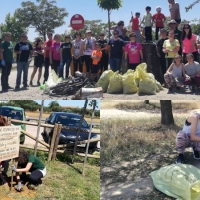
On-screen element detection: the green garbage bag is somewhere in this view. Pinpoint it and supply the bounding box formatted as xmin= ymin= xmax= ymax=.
xmin=138 ymin=78 xmax=156 ymax=95
xmin=107 ymin=71 xmax=123 ymax=94
xmin=122 ymin=70 xmax=137 ymax=94
xmin=150 ymin=164 xmax=200 ymax=200
xmin=96 ymin=70 xmax=114 ymax=93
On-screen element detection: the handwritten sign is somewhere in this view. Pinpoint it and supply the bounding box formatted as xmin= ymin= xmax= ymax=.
xmin=0 ymin=126 xmax=21 ymax=161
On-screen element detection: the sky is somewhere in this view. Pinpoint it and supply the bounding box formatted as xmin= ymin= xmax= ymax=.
xmin=0 ymin=0 xmax=199 ymax=41
xmin=34 ymin=100 xmax=100 ymax=110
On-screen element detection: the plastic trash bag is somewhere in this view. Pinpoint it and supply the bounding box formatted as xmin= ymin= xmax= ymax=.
xmin=150 ymin=164 xmax=200 ymax=200
xmin=96 ymin=70 xmax=114 ymax=93
xmin=122 ymin=70 xmax=137 ymax=94
xmin=138 ymin=78 xmax=156 ymax=95
xmin=156 ymin=81 xmax=163 ymax=90
xmin=136 ymin=63 xmax=148 ymax=79
xmin=107 ymin=71 xmax=123 ymax=94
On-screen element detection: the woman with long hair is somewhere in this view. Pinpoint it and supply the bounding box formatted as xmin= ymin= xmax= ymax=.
xmin=30 ymin=38 xmax=44 ymax=86
xmin=164 ymin=55 xmax=185 ymax=92
xmin=12 ymin=150 xmax=46 ymax=191
xmin=181 ymin=24 xmax=198 ymax=64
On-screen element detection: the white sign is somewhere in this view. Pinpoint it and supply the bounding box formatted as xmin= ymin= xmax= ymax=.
xmin=72 ymin=20 xmax=83 ymax=24
xmin=0 ymin=126 xmax=21 ymax=161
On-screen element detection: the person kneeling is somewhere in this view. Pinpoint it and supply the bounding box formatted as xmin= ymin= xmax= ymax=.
xmin=176 ymin=112 xmax=200 ymax=164
xmin=12 ymin=150 xmax=46 ymax=191
xmin=164 ymin=55 xmax=185 ymax=92
xmin=91 ymin=43 xmax=102 ymax=82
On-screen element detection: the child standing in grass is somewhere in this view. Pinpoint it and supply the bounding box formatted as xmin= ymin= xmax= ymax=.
xmin=91 ymin=43 xmax=102 ymax=82
xmin=140 ymin=6 xmax=153 ymax=42
xmin=164 ymin=55 xmax=186 ymax=92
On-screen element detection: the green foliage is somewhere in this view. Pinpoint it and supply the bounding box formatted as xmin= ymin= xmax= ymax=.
xmin=97 ymin=0 xmax=123 ymax=10
xmin=1 ymin=13 xmax=28 ymax=42
xmin=14 ymin=0 xmax=68 ymax=41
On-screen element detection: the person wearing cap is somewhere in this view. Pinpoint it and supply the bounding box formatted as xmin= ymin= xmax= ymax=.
xmin=14 ymin=33 xmax=33 ymax=90
xmin=83 ymin=30 xmax=96 ymax=79
xmin=163 ymin=30 xmax=180 ymax=69
xmin=29 ymin=38 xmax=44 ymax=86
xmin=98 ymin=33 xmax=109 ymax=73
xmin=140 ymin=6 xmax=153 ymax=43
xmin=108 ymin=30 xmax=125 ymax=72
xmin=59 ymin=35 xmax=72 ymax=79
xmin=0 ymin=32 xmax=14 ymax=92
xmin=125 ymin=32 xmax=143 ymax=70
xmin=156 ymin=28 xmax=168 ymax=84
xmin=71 ymin=31 xmax=84 ymax=74
xmin=130 ymin=13 xmax=141 ymax=42
xmin=153 ymin=6 xmax=166 ymax=41
xmin=168 ymin=19 xmax=182 ymax=55
xmin=43 ymin=33 xmax=55 ymax=84
xmin=168 ymin=0 xmax=181 ymax=24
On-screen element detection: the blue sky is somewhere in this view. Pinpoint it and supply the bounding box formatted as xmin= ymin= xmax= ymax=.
xmin=34 ymin=100 xmax=100 ymax=110
xmin=0 ymin=0 xmax=198 ymax=41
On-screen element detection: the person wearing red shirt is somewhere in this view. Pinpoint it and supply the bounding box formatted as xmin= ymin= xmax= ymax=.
xmin=153 ymin=6 xmax=166 ymax=40
xmin=43 ymin=32 xmax=55 ymax=84
xmin=130 ymin=12 xmax=141 ymax=42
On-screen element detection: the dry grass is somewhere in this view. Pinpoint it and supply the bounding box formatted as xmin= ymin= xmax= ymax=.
xmin=101 ymin=100 xmax=200 ymax=111
xmin=25 ymin=111 xmax=100 ymax=123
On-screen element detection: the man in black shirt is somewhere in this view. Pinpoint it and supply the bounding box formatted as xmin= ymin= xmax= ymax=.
xmin=108 ymin=30 xmax=125 ymax=72
xmin=14 ymin=33 xmax=33 ymax=90
xmin=98 ymin=33 xmax=109 ymax=73
xmin=168 ymin=19 xmax=182 ymax=55
xmin=119 ymin=28 xmax=130 ymax=43
xmin=156 ymin=28 xmax=168 ymax=84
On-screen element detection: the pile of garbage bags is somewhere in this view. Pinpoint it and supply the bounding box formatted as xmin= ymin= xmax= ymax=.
xmin=41 ymin=71 xmax=95 ymax=96
xmin=96 ymin=63 xmax=163 ymax=95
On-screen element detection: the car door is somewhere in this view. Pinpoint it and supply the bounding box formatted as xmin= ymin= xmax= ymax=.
xmin=45 ymin=113 xmax=55 ymax=138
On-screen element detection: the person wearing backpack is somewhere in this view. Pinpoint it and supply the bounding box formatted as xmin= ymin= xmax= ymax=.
xmin=14 ymin=33 xmax=33 ymax=90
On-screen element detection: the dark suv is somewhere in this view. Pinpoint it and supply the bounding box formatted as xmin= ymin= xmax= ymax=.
xmin=43 ymin=112 xmax=99 ymax=151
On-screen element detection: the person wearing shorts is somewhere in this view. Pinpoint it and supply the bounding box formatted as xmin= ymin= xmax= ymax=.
xmin=91 ymin=43 xmax=102 ymax=82
xmin=30 ymin=39 xmax=44 ymax=86
xmin=12 ymin=150 xmax=47 ymax=191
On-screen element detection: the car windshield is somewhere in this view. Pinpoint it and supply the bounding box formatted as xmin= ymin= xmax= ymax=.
xmin=0 ymin=108 xmax=23 ymax=121
xmin=55 ymin=114 xmax=88 ymax=128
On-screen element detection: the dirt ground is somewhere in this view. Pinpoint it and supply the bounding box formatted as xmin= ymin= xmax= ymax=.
xmin=100 ymin=106 xmax=200 ymax=200
xmin=2 ymin=67 xmax=200 ymax=100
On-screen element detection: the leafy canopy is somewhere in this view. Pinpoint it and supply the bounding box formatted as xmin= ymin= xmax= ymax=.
xmin=97 ymin=0 xmax=123 ymax=10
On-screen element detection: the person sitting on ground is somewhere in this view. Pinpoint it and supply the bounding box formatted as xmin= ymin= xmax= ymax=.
xmin=184 ymin=53 xmax=200 ymax=91
xmin=0 ymin=115 xmax=10 ymax=187
xmin=125 ymin=32 xmax=143 ymax=70
xmin=91 ymin=43 xmax=102 ymax=82
xmin=163 ymin=30 xmax=180 ymax=69
xmin=181 ymin=24 xmax=198 ymax=64
xmin=164 ymin=55 xmax=185 ymax=92
xmin=12 ymin=150 xmax=46 ymax=191
xmin=30 ymin=38 xmax=44 ymax=86
xmin=140 ymin=6 xmax=153 ymax=43
xmin=153 ymin=6 xmax=166 ymax=41
xmin=176 ymin=112 xmax=200 ymax=164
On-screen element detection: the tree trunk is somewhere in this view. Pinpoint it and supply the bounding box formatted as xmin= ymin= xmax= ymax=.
xmin=43 ymin=33 xmax=46 ymax=41
xmin=160 ymin=100 xmax=174 ymax=125
xmin=108 ymin=9 xmax=111 ymax=39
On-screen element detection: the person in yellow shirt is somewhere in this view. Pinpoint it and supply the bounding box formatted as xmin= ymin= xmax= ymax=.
xmin=91 ymin=43 xmax=102 ymax=82
xmin=163 ymin=30 xmax=180 ymax=69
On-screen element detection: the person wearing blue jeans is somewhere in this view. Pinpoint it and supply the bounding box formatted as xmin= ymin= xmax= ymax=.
xmin=108 ymin=30 xmax=125 ymax=72
xmin=59 ymin=35 xmax=72 ymax=78
xmin=14 ymin=33 xmax=33 ymax=90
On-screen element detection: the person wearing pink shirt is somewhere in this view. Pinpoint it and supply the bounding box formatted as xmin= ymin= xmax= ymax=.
xmin=181 ymin=24 xmax=198 ymax=64
xmin=125 ymin=32 xmax=143 ymax=70
xmin=49 ymin=34 xmax=62 ymax=75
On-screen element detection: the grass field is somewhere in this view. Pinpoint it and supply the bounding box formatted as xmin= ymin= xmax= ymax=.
xmin=101 ymin=101 xmax=200 ymax=200
xmin=1 ymin=150 xmax=100 ymax=200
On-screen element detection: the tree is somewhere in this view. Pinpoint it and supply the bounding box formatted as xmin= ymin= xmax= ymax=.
xmin=14 ymin=0 xmax=68 ymax=41
xmin=48 ymin=101 xmax=60 ymax=110
xmin=97 ymin=0 xmax=123 ymax=38
xmin=160 ymin=100 xmax=174 ymax=125
xmin=186 ymin=0 xmax=200 ymax=12
xmin=1 ymin=13 xmax=28 ymax=42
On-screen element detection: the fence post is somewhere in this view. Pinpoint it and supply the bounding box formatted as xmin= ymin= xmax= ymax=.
xmin=47 ymin=124 xmax=58 ymax=162
xmin=7 ymin=117 xmax=11 ymax=125
xmin=52 ymin=124 xmax=62 ymax=161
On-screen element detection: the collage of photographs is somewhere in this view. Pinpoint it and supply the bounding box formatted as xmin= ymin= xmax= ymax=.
xmin=1 ymin=0 xmax=200 ymax=200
